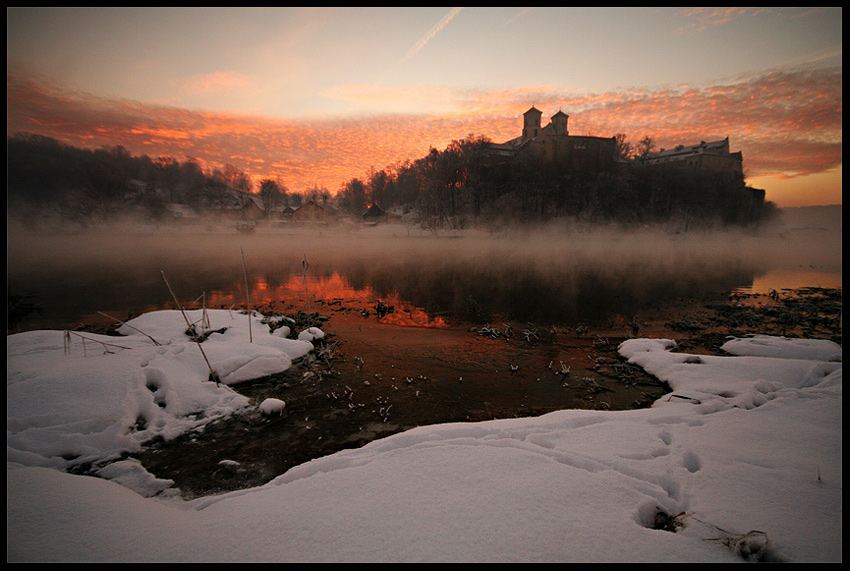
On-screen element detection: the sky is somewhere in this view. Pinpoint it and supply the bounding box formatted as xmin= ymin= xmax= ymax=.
xmin=6 ymin=7 xmax=842 ymax=207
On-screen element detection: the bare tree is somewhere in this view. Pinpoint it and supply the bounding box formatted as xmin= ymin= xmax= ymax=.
xmin=635 ymin=136 xmax=656 ymax=160
xmin=338 ymin=179 xmax=367 ymax=216
xmin=218 ymin=164 xmax=253 ymax=194
xmin=614 ymin=133 xmax=632 ymax=160
xmin=258 ymin=178 xmax=282 ymax=219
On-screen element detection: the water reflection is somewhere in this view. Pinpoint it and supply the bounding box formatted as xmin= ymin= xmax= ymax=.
xmin=6 ymin=226 xmax=841 ymax=332
xmin=737 ymin=269 xmax=842 ymax=294
xmin=205 ymin=272 xmax=449 ymax=328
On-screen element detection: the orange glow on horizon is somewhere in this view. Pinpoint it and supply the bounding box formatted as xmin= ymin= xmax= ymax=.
xmin=6 ymin=67 xmax=841 ymax=207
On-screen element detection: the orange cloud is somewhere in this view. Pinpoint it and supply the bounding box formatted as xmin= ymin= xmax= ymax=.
xmin=179 ymin=70 xmax=255 ymax=96
xmin=675 ymin=7 xmax=764 ymax=32
xmin=6 ymin=66 xmax=841 ymax=204
xmin=673 ymin=7 xmax=822 ymax=33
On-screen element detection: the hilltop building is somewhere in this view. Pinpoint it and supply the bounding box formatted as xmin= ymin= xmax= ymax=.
xmin=635 ymin=137 xmax=764 ymax=206
xmin=483 ymin=106 xmax=765 ymax=222
xmin=635 ymin=138 xmax=744 ymax=183
xmin=635 ymin=137 xmax=766 ymax=218
xmin=487 ymin=106 xmax=618 ymax=172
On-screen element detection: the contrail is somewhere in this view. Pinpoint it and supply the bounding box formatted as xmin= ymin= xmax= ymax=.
xmin=498 ymin=7 xmax=534 ymax=30
xmin=401 ymin=7 xmax=463 ymax=64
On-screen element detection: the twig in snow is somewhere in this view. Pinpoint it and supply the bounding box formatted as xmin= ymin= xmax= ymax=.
xmin=63 ymin=330 xmax=134 ymax=355
xmin=161 ymin=271 xmax=220 ymax=386
xmin=97 ymin=311 xmax=161 ymax=345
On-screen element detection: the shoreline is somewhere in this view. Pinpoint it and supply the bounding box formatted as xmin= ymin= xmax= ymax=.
xmin=131 ymin=286 xmax=841 ymax=499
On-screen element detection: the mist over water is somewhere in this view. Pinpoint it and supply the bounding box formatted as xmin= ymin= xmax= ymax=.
xmin=7 ymin=207 xmax=842 ymax=332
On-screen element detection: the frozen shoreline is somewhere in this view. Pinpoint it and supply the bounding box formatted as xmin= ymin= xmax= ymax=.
xmin=7 ymin=306 xmax=842 ymax=562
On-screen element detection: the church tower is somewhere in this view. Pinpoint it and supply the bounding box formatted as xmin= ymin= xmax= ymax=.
xmin=522 ymin=106 xmax=542 ymax=140
xmin=550 ymin=110 xmax=569 ymax=136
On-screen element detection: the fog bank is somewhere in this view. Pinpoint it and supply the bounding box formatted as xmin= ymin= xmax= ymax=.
xmin=7 ymin=206 xmax=841 ymax=332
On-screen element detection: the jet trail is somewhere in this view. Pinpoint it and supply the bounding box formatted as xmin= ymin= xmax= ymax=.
xmin=401 ymin=7 xmax=463 ymax=65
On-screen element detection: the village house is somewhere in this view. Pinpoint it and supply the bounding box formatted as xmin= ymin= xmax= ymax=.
xmin=362 ymin=204 xmax=389 ymax=225
xmin=235 ymin=194 xmax=266 ymax=220
xmin=292 ymin=200 xmax=328 ymax=222
xmin=165 ymin=203 xmax=200 ymax=224
xmin=487 ymin=106 xmax=618 ymax=172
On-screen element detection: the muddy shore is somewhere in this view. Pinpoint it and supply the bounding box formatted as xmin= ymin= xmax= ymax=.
xmin=129 ymin=287 xmax=841 ymax=499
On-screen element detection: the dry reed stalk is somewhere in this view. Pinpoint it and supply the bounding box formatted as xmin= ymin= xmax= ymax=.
xmin=161 ymin=271 xmax=220 ymax=386
xmin=302 ymin=253 xmax=311 ymax=310
xmin=191 ymin=292 xmax=211 ymax=330
xmin=63 ymin=330 xmax=133 ymax=355
xmin=97 ymin=311 xmax=162 ymax=345
xmin=241 ymin=246 xmax=253 ymax=343
xmin=202 ymin=292 xmax=210 ymax=330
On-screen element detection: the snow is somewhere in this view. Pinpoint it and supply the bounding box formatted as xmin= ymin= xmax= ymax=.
xmin=7 ymin=309 xmax=313 ymax=471
xmin=7 ymin=309 xmax=842 ymax=562
xmin=258 ymin=397 xmax=286 ymax=416
xmin=297 ymin=326 xmax=325 ymax=342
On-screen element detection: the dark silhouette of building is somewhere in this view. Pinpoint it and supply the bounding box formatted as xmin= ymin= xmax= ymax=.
xmin=362 ymin=203 xmax=389 ymax=224
xmin=487 ymin=106 xmax=618 ymax=172
xmin=635 ymin=138 xmax=744 ymax=184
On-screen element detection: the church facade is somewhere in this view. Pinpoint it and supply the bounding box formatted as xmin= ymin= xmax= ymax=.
xmin=484 ymin=105 xmax=762 ymax=206
xmin=487 ymin=106 xmax=618 ymax=172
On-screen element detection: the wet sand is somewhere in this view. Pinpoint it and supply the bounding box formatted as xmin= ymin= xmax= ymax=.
xmin=132 ymin=287 xmax=841 ymax=499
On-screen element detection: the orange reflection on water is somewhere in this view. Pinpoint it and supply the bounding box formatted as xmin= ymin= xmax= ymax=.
xmin=375 ymin=300 xmax=448 ymax=328
xmin=206 ymin=271 xmax=448 ymax=328
xmin=740 ymin=269 xmax=842 ymax=294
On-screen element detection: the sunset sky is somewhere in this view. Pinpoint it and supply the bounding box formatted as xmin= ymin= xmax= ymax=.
xmin=7 ymin=7 xmax=842 ymax=207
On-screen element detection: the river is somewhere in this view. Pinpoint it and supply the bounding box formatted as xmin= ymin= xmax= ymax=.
xmin=7 ymin=213 xmax=841 ymax=334
xmin=7 ymin=214 xmax=841 ymax=497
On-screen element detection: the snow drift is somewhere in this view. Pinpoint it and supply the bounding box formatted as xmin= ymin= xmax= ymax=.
xmin=6 ymin=309 xmax=842 ymax=562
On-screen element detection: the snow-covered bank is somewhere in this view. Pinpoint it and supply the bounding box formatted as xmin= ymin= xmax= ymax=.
xmin=7 ymin=310 xmax=842 ymax=562
xmin=7 ymin=309 xmax=314 ymax=474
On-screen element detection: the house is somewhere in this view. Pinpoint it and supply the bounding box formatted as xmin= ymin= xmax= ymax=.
xmin=236 ymin=195 xmax=266 ymax=220
xmin=362 ymin=204 xmax=389 ymax=225
xmin=486 ymin=106 xmax=618 ymax=172
xmin=210 ymin=192 xmax=267 ymax=221
xmin=165 ymin=203 xmax=200 ymax=223
xmin=292 ymin=200 xmax=327 ymax=222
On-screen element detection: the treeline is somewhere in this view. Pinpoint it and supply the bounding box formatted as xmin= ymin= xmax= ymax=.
xmin=7 ymin=132 xmax=775 ymax=229
xmin=7 ymin=133 xmax=312 ymax=224
xmin=337 ymin=134 xmax=775 ymax=229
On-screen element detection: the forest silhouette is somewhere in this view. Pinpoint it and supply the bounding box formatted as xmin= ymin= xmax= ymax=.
xmin=7 ymin=132 xmax=775 ymax=230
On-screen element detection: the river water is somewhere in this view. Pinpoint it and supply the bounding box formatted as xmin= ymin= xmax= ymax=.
xmin=8 ymin=218 xmax=842 ymax=496
xmin=7 ymin=216 xmax=841 ymax=334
